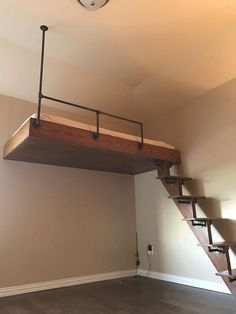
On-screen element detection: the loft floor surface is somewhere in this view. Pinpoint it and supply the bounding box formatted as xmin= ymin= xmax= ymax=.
xmin=0 ymin=277 xmax=235 ymax=314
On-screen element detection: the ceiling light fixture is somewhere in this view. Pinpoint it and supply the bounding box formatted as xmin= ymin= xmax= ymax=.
xmin=77 ymin=0 xmax=110 ymax=11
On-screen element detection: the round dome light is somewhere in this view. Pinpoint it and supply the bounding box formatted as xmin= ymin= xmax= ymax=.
xmin=78 ymin=0 xmax=110 ymax=11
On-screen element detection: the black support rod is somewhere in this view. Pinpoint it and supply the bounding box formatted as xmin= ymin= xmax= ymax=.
xmin=36 ymin=25 xmax=144 ymax=148
xmin=35 ymin=25 xmax=48 ymax=127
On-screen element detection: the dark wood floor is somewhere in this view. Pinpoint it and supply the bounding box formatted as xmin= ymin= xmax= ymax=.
xmin=0 ymin=277 xmax=236 ymax=313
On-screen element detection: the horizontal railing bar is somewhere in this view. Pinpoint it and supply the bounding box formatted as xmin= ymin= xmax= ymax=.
xmin=42 ymin=94 xmax=142 ymax=127
xmin=101 ymin=112 xmax=142 ymax=126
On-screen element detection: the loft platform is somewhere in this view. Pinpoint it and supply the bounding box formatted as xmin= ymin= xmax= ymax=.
xmin=3 ymin=114 xmax=180 ymax=175
xmin=3 ymin=26 xmax=180 ymax=175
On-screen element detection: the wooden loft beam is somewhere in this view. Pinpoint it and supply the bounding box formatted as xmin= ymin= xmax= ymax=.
xmin=3 ymin=118 xmax=181 ymax=175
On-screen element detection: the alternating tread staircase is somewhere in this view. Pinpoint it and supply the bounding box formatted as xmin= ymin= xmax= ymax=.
xmin=157 ymin=162 xmax=236 ymax=295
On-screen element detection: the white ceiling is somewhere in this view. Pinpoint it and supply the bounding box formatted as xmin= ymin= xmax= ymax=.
xmin=1 ymin=0 xmax=236 ymax=121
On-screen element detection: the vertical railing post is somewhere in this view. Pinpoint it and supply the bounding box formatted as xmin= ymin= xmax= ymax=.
xmin=93 ymin=111 xmax=101 ymax=140
xmin=35 ymin=25 xmax=48 ymax=127
xmin=138 ymin=123 xmax=144 ymax=149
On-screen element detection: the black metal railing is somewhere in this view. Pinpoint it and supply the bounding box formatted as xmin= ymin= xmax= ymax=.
xmin=35 ymin=25 xmax=144 ymax=148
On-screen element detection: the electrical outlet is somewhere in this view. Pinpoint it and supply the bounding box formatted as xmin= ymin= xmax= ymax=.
xmin=147 ymin=244 xmax=154 ymax=256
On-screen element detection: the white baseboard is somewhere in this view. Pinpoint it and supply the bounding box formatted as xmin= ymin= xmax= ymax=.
xmin=137 ymin=269 xmax=231 ymax=294
xmin=1 ymin=268 xmax=230 ymax=298
xmin=0 ymin=269 xmax=137 ymax=298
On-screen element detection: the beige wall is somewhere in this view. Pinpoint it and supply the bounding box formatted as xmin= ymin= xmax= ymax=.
xmin=0 ymin=94 xmax=136 ymax=288
xmin=0 ymin=37 xmax=134 ymax=118
xmin=135 ymin=78 xmax=236 ymax=287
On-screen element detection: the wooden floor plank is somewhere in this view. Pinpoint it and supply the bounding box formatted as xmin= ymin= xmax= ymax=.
xmin=0 ymin=277 xmax=234 ymax=314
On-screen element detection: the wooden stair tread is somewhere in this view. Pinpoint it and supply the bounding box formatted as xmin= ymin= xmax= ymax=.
xmin=183 ymin=217 xmax=223 ymax=221
xmin=169 ymin=195 xmax=206 ymax=200
xmin=198 ymin=241 xmax=236 ymax=248
xmin=157 ymin=175 xmax=192 ymax=181
xmin=216 ymin=269 xmax=236 ymax=279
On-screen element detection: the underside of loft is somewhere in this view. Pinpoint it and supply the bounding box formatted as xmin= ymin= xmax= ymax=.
xmin=3 ymin=116 xmax=180 ymax=174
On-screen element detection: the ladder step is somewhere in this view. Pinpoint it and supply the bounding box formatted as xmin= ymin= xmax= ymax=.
xmin=183 ymin=217 xmax=223 ymax=222
xmin=170 ymin=196 xmax=205 ymax=200
xmin=169 ymin=195 xmax=206 ymax=204
xmin=183 ymin=217 xmax=223 ymax=228
xmin=198 ymin=242 xmax=236 ymax=248
xmin=157 ymin=176 xmax=192 ymax=184
xmin=216 ymin=269 xmax=236 ymax=281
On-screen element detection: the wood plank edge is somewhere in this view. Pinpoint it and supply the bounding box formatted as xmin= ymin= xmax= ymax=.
xmin=3 ymin=120 xmax=30 ymax=159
